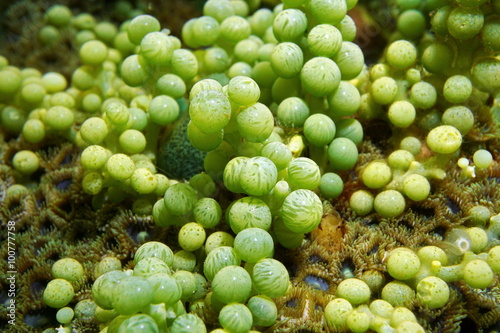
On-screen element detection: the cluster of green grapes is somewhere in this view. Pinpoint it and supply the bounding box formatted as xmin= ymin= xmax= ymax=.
xmin=345 ymin=25 xmax=495 ymax=216
xmin=324 ymin=235 xmax=500 ymax=332
xmin=2 ymin=0 xmax=500 ymax=332
xmin=43 ymin=240 xmax=288 ymax=332
xmin=338 ymin=0 xmax=499 ymax=218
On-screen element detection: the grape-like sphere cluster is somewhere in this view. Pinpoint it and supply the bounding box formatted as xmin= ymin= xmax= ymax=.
xmin=1 ymin=0 xmax=500 ymax=332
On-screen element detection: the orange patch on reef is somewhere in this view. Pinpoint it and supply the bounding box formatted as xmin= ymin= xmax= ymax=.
xmin=310 ymin=211 xmax=345 ymax=252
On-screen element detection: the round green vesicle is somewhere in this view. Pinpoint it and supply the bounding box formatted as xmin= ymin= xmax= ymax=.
xmin=349 ymin=190 xmax=374 ymax=216
xmin=426 ymin=125 xmax=462 ymax=155
xmin=472 ymin=58 xmax=500 ymax=93
xmin=45 ymin=106 xmax=74 ymax=130
xmin=43 ymin=278 xmax=75 ymax=308
xmin=281 ymin=189 xmax=323 ymax=233
xmin=22 ymin=119 xmax=45 ymax=143
xmin=403 ymin=174 xmax=430 ymax=201
xmin=178 ymin=222 xmax=206 ymax=252
xmin=463 ymin=259 xmax=494 ymax=289
xmin=171 ymin=313 xmax=206 ymax=333
xmin=203 ymin=246 xmax=241 ymax=282
xmin=172 ymin=270 xmax=197 ymax=301
xmin=416 ymin=276 xmax=450 ymax=309
xmin=118 ymin=314 xmax=159 ymax=333
xmin=163 ymin=183 xmax=197 ymax=216
xmin=127 ymin=14 xmax=161 ymax=45
xmin=441 ymin=106 xmax=474 ymax=135
xmin=273 ymin=8 xmax=307 ymax=42
xmin=219 ymin=303 xmax=253 ymax=333
xmin=398 ymin=9 xmax=426 ymax=39
xmin=386 ymin=248 xmax=420 ymax=280
xmin=400 ymin=136 xmax=422 ymax=155
xmin=309 ymin=0 xmax=347 ymax=25
xmin=1 ymin=105 xmax=26 ymax=133
xmin=473 ymin=149 xmax=493 ymax=169
xmin=80 ymin=40 xmax=108 ymax=66
xmin=260 ymin=142 xmax=292 ymax=171
xmin=286 ymin=157 xmax=321 ymax=190
xmin=443 ymin=75 xmax=472 ymax=104
xmin=336 ymin=278 xmax=371 ymax=305
xmin=381 ymin=281 xmax=415 ymax=307
xmin=319 ymin=172 xmax=344 ymax=199
xmin=487 ymin=246 xmax=500 ymax=274
xmin=149 ymin=95 xmax=180 ymax=126
xmin=386 ymin=40 xmax=417 ymax=69
xmin=388 ymin=100 xmax=416 ymax=128
xmin=173 ymin=250 xmax=197 ymax=272
xmin=21 ymin=82 xmax=46 ymax=105
xmin=371 ymin=76 xmax=398 ymax=105
xmin=270 ymin=42 xmax=303 ymax=78
xmin=12 ymin=150 xmax=40 ymax=175
xmin=237 ymin=103 xmax=274 ymax=142
xmin=187 ymin=121 xmax=223 ymax=152
xmin=346 ymin=306 xmax=371 ymax=333
xmin=220 ymin=15 xmax=251 ymax=43
xmin=369 ymin=299 xmax=393 ymax=319
xmin=239 ymin=156 xmax=278 ymax=196
xmin=307 ymin=24 xmax=342 ymax=57
xmin=91 ymin=270 xmax=126 ymax=310
xmin=106 ymin=153 xmax=135 ymax=180
xmin=81 ymin=145 xmax=108 ymax=170
xmin=140 ymin=31 xmax=174 ymax=65
xmin=56 ymin=307 xmax=74 ymax=324
xmin=45 ymin=4 xmax=72 ymax=26
xmin=247 ymin=294 xmax=278 ymax=327
xmin=170 ymin=48 xmax=198 ymax=81
xmin=121 ymin=54 xmax=151 ymax=87
xmin=361 ymin=161 xmax=392 ymax=189
xmin=234 ymin=227 xmax=274 ymax=263
xmin=227 ymin=196 xmax=272 ymax=233
xmin=228 ymin=76 xmax=260 ymax=106
xmin=252 ymin=258 xmax=290 ymax=298
xmin=301 ymin=57 xmax=341 ymax=96
xmin=193 ymin=198 xmax=222 ymax=228
xmin=389 ymin=148 xmax=415 ymax=170
xmin=303 ymin=114 xmax=336 ymax=147
xmin=105 ymin=101 xmax=129 ymax=125
xmin=94 ymin=256 xmax=122 ymax=279
xmin=189 ymin=89 xmax=231 ymax=134
xmin=135 ymin=241 xmax=174 ymax=266
xmin=205 ymin=231 xmax=234 ymax=254
xmin=374 ymin=190 xmax=406 ymax=218
xmin=156 ymin=74 xmax=186 ymax=99
xmin=324 ymin=298 xmax=352 ymax=330
xmin=277 ymin=97 xmax=310 ymax=128
xmin=212 ymin=265 xmax=252 ymax=303
xmin=273 ymin=217 xmax=305 ymax=249
xmin=119 ymin=129 xmax=146 ymax=154
xmin=204 ymin=47 xmax=231 ymax=73
xmin=327 ymin=137 xmax=358 ymax=171
xmin=447 ymin=6 xmax=484 ymax=40
xmin=223 ymin=156 xmax=249 ymax=194
xmin=51 ymin=258 xmax=84 ymax=284
xmin=410 ymin=81 xmax=437 ymax=109
xmin=133 ymin=257 xmax=171 ymax=278
xmin=481 ymin=19 xmax=500 ymax=51
xmin=333 ymin=41 xmax=364 ymax=80
xmin=335 ymin=118 xmax=363 ymax=145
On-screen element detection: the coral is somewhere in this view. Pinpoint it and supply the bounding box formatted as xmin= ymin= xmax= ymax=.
xmin=0 ymin=0 xmax=499 ymax=332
